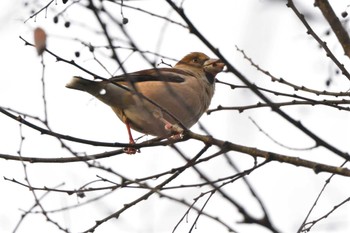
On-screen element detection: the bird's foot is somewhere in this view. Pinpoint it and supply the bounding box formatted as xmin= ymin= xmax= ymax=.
xmin=124 ymin=120 xmax=140 ymax=154
xmin=123 ymin=146 xmax=139 ymax=155
xmin=170 ymin=133 xmax=183 ymax=140
xmin=164 ymin=122 xmax=183 ymax=135
xmin=153 ymin=110 xmax=184 ymax=139
xmin=164 ymin=123 xmax=184 ymax=140
xmin=123 ymin=138 xmax=140 ymax=154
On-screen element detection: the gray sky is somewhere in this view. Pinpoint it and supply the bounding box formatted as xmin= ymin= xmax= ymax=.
xmin=1 ymin=1 xmax=350 ymax=233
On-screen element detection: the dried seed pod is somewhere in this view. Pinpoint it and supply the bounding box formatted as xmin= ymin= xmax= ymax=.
xmin=34 ymin=27 xmax=47 ymax=55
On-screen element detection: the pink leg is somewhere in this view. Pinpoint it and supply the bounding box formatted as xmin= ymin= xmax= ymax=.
xmin=152 ymin=111 xmax=183 ymax=139
xmin=123 ymin=120 xmax=138 ymax=154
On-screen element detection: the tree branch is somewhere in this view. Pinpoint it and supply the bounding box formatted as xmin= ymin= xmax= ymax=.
xmin=314 ymin=0 xmax=350 ymax=58
xmin=166 ymin=0 xmax=350 ymax=162
xmin=186 ymin=131 xmax=350 ymax=177
xmin=286 ymin=0 xmax=350 ymax=80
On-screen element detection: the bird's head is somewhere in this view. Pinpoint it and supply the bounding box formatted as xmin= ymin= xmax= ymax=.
xmin=175 ymin=52 xmax=225 ymax=84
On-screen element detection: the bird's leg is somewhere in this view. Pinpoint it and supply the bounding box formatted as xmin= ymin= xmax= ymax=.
xmin=152 ymin=110 xmax=183 ymax=139
xmin=123 ymin=120 xmax=139 ymax=154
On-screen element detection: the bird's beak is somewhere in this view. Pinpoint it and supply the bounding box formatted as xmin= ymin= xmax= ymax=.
xmin=204 ymin=58 xmax=225 ymax=74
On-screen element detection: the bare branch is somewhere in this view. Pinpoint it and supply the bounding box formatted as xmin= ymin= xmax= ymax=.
xmin=286 ymin=0 xmax=350 ymax=80
xmin=186 ymin=131 xmax=350 ymax=177
xmin=166 ymin=0 xmax=350 ymax=161
xmin=315 ymin=0 xmax=350 ymax=58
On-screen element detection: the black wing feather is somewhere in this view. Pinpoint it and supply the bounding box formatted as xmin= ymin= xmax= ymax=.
xmin=109 ymin=68 xmax=190 ymax=83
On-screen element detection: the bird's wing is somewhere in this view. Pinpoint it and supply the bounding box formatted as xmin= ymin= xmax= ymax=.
xmin=109 ymin=68 xmax=192 ymax=83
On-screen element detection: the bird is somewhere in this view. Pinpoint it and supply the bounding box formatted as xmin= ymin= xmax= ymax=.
xmin=66 ymin=52 xmax=225 ymax=154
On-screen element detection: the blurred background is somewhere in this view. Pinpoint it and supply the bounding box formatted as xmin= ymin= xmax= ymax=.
xmin=1 ymin=0 xmax=350 ymax=232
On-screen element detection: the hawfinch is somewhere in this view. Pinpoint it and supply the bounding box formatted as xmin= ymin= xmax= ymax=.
xmin=66 ymin=52 xmax=225 ymax=153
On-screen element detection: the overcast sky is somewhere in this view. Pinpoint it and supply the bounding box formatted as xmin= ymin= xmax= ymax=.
xmin=1 ymin=1 xmax=350 ymax=233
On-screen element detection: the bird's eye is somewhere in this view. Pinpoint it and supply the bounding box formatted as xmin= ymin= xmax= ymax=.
xmin=192 ymin=58 xmax=199 ymax=63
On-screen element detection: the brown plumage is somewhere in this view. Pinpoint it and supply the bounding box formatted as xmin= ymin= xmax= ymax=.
xmin=66 ymin=52 xmax=225 ymax=153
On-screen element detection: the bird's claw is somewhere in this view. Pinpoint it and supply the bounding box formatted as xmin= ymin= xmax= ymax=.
xmin=164 ymin=122 xmax=183 ymax=134
xmin=123 ymin=147 xmax=140 ymax=155
xmin=170 ymin=133 xmax=184 ymax=140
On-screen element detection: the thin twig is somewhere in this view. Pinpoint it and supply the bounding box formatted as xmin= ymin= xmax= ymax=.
xmin=249 ymin=117 xmax=317 ymax=151
xmin=24 ymin=0 xmax=55 ymax=23
xmin=315 ymin=0 xmax=350 ymax=58
xmin=165 ymin=0 xmax=350 ymax=162
xmin=287 ymin=0 xmax=350 ymax=80
xmin=236 ymin=45 xmax=350 ymax=97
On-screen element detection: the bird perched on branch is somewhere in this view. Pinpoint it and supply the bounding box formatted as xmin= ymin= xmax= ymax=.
xmin=66 ymin=52 xmax=225 ymax=154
